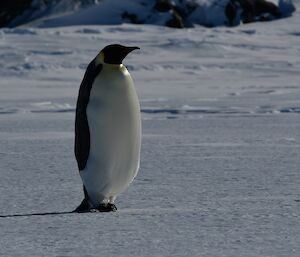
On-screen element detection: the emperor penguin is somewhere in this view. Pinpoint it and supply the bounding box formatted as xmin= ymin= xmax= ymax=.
xmin=74 ymin=44 xmax=141 ymax=212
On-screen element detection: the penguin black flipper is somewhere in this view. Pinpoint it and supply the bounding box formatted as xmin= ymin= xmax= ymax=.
xmin=74 ymin=59 xmax=103 ymax=171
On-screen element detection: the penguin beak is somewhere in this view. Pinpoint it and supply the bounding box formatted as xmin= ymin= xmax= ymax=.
xmin=126 ymin=46 xmax=140 ymax=53
xmin=118 ymin=46 xmax=139 ymax=64
xmin=122 ymin=46 xmax=140 ymax=58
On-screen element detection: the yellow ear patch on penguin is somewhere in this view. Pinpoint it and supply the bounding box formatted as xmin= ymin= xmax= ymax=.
xmin=95 ymin=52 xmax=105 ymax=65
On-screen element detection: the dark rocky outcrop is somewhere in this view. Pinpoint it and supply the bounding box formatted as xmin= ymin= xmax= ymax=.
xmin=0 ymin=0 xmax=296 ymax=29
xmin=153 ymin=0 xmax=195 ymax=28
xmin=165 ymin=10 xmax=184 ymax=28
xmin=226 ymin=0 xmax=282 ymax=26
xmin=0 ymin=0 xmax=93 ymax=28
xmin=154 ymin=0 xmax=175 ymax=12
xmin=0 ymin=0 xmax=32 ymax=27
xmin=121 ymin=11 xmax=143 ymax=24
xmin=254 ymin=0 xmax=281 ymax=18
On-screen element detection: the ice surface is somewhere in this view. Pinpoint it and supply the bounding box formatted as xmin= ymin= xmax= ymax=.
xmin=0 ymin=2 xmax=300 ymax=257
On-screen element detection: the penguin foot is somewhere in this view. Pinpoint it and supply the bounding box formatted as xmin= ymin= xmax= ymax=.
xmin=73 ymin=198 xmax=91 ymax=213
xmin=97 ymin=203 xmax=117 ymax=212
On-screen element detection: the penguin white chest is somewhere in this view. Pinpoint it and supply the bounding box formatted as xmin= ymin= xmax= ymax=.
xmin=81 ymin=65 xmax=141 ymax=205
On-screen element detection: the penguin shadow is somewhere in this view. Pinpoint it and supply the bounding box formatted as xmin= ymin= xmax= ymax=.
xmin=0 ymin=210 xmax=75 ymax=218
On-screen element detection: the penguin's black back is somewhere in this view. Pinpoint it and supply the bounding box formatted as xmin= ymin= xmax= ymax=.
xmin=75 ymin=59 xmax=102 ymax=170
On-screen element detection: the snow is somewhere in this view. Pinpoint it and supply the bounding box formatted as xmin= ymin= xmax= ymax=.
xmin=16 ymin=0 xmax=296 ymax=28
xmin=0 ymin=1 xmax=300 ymax=256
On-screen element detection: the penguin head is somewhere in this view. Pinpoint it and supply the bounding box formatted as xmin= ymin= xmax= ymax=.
xmin=99 ymin=44 xmax=140 ymax=65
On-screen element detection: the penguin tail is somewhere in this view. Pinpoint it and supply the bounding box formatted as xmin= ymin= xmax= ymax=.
xmin=73 ymin=198 xmax=91 ymax=213
xmin=73 ymin=186 xmax=92 ymax=213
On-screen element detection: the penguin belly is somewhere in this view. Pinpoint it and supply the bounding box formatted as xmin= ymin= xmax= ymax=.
xmin=80 ymin=65 xmax=141 ymax=206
